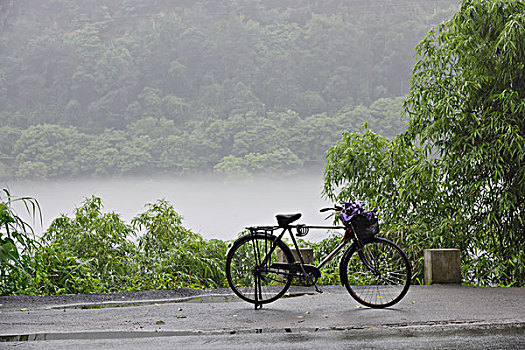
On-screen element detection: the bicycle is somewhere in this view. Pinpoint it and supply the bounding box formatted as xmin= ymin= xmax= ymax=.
xmin=225 ymin=202 xmax=411 ymax=309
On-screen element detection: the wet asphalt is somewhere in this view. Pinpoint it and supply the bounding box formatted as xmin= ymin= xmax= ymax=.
xmin=1 ymin=285 xmax=524 ymax=349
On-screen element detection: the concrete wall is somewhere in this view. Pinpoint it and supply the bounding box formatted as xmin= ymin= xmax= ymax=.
xmin=424 ymin=249 xmax=462 ymax=284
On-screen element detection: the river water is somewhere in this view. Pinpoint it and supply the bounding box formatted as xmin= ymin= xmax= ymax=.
xmin=5 ymin=174 xmax=336 ymax=242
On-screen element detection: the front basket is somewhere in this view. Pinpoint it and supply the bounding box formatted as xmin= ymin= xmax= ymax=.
xmin=351 ymin=214 xmax=379 ymax=243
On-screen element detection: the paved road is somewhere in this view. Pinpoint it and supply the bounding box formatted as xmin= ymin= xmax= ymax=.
xmin=1 ymin=285 xmax=524 ymax=349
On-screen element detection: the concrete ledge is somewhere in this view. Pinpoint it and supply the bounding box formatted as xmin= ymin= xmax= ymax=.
xmin=277 ymin=248 xmax=314 ymax=285
xmin=424 ymin=249 xmax=462 ymax=285
xmin=278 ymin=248 xmax=314 ymax=264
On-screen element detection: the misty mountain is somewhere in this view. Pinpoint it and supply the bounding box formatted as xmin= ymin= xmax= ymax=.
xmin=0 ymin=0 xmax=458 ymax=179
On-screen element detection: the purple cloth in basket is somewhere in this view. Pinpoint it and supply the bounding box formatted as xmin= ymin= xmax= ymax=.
xmin=338 ymin=200 xmax=374 ymax=226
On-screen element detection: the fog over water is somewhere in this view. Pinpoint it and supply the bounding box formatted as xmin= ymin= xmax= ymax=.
xmin=6 ymin=173 xmax=337 ymax=242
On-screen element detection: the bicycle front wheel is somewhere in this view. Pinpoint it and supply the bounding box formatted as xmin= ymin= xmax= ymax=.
xmin=340 ymin=237 xmax=411 ymax=308
xmin=226 ymin=233 xmax=294 ymax=305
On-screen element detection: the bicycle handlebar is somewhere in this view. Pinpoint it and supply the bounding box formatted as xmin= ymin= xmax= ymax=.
xmin=319 ymin=205 xmax=343 ymax=213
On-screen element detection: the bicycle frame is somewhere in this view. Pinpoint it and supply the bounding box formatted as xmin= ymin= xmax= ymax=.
xmin=247 ymin=224 xmax=352 ymax=274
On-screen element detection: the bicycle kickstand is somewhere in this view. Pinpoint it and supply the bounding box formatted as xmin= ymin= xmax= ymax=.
xmin=314 ymin=284 xmax=323 ymax=294
xmin=254 ymin=276 xmax=263 ymax=310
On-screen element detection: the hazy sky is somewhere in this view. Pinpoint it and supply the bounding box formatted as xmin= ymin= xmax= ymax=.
xmin=8 ymin=174 xmax=340 ymax=242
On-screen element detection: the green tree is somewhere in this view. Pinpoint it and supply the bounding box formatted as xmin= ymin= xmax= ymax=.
xmin=324 ymin=0 xmax=525 ymax=286
xmin=132 ymin=199 xmax=227 ymax=289
xmin=1 ymin=0 xmax=459 ymax=180
xmin=214 ymin=148 xmax=303 ymax=177
xmin=133 ymin=199 xmax=199 ymax=254
xmin=323 ymin=128 xmax=439 ymax=283
xmin=41 ymin=196 xmax=138 ymax=293
xmin=14 ymin=124 xmax=90 ymax=178
xmin=403 ymin=0 xmax=525 ymax=286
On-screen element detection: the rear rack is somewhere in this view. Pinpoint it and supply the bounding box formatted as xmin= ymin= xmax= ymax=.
xmin=246 ymin=225 xmax=346 ymax=231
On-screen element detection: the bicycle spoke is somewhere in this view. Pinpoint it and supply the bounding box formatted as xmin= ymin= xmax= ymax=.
xmin=341 ymin=238 xmax=411 ymax=308
xmin=226 ymin=234 xmax=294 ymax=306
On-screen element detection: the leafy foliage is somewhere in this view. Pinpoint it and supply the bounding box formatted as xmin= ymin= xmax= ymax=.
xmin=0 ymin=189 xmax=41 ymax=295
xmin=132 ymin=200 xmax=228 ymax=289
xmin=324 ymin=0 xmax=525 ymax=286
xmin=323 ymin=129 xmax=435 ymax=283
xmin=40 ymin=196 xmax=138 ymax=293
xmin=1 ymin=195 xmax=227 ymax=295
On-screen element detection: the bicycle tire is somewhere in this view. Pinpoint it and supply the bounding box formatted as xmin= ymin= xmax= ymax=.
xmin=340 ymin=237 xmax=411 ymax=308
xmin=226 ymin=233 xmax=295 ymax=305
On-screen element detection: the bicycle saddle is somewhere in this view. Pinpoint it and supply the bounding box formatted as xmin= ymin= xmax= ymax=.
xmin=276 ymin=213 xmax=301 ymax=227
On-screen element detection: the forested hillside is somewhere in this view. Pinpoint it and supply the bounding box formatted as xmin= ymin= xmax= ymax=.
xmin=0 ymin=0 xmax=457 ymax=179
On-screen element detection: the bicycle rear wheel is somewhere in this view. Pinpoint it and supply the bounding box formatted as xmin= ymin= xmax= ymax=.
xmin=340 ymin=237 xmax=411 ymax=308
xmin=226 ymin=233 xmax=294 ymax=306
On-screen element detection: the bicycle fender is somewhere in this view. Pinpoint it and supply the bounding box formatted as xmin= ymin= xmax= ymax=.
xmin=226 ymin=233 xmax=290 ymax=259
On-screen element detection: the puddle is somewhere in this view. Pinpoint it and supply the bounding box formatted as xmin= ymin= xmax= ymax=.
xmin=52 ymin=295 xmax=242 ymax=310
xmin=50 ymin=292 xmax=312 ymax=310
xmin=0 ymin=328 xmax=323 ymax=342
xmin=2 ymin=322 xmax=524 ymax=342
xmin=0 ymin=330 xmax=200 ymax=342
